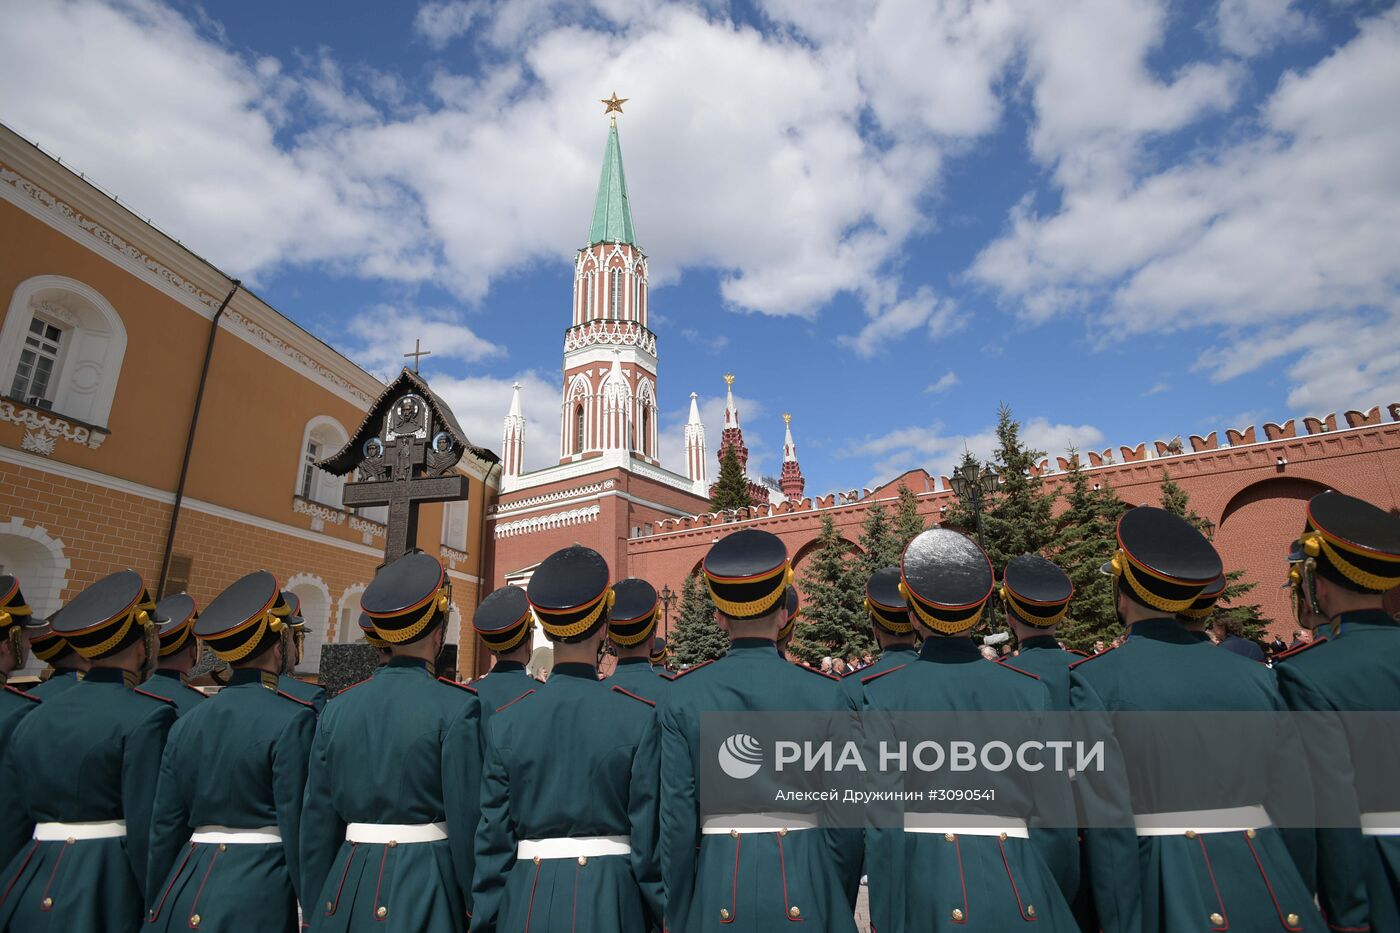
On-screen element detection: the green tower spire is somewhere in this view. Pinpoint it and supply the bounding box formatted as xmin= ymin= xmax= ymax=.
xmin=588 ymin=118 xmax=637 ymax=247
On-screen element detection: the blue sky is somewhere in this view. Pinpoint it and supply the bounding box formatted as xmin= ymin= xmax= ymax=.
xmin=3 ymin=0 xmax=1397 ymax=495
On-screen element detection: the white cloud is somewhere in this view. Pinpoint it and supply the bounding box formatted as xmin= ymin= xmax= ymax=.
xmin=414 ymin=1 xmax=482 ymax=48
xmin=972 ymin=6 xmax=1400 ymax=408
xmin=840 ymin=287 xmax=963 ymax=358
xmin=429 ymin=369 xmax=560 ymax=471
xmin=340 ymin=305 xmax=502 ymax=377
xmin=847 ymin=416 xmax=1106 ymax=489
xmin=925 ymin=371 xmax=959 ymax=394
xmin=1215 ymin=0 xmax=1314 ymax=57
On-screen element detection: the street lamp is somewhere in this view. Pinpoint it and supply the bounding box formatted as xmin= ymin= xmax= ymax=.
xmin=659 ymin=584 xmax=677 ymax=637
xmin=949 ymin=463 xmax=1000 ymax=553
xmin=1200 ymin=518 xmax=1216 ymax=541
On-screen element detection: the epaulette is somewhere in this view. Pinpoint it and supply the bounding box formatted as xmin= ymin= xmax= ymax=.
xmin=1068 ymin=645 xmax=1119 ymax=670
xmin=4 ymin=684 xmax=39 ymax=703
xmin=658 ymin=669 xmax=678 ymax=681
xmin=438 ymin=676 xmax=477 ymax=693
xmin=183 ymin=682 xmax=207 ymax=697
xmin=611 ymin=685 xmax=656 ymax=707
xmin=799 ymin=664 xmax=841 ymax=682
xmin=276 ymin=689 xmax=314 ymax=708
xmin=1066 ymin=648 xmax=1090 ymax=658
xmin=332 ymin=678 xmax=371 ymax=698
xmin=1273 ymin=637 xmax=1327 ymax=662
xmin=861 ymin=664 xmax=907 ymax=685
xmin=997 ymin=662 xmax=1040 ymax=680
xmin=670 ymin=659 xmax=715 ymax=679
xmin=134 ymin=687 xmax=175 ymax=706
xmin=495 ymin=689 xmax=536 ymax=713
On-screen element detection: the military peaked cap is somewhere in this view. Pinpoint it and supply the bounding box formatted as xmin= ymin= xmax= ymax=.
xmin=357 ymin=610 xmax=389 ymax=649
xmin=1001 ymin=555 xmax=1073 ymax=629
xmin=1179 ymin=574 xmax=1227 ymax=620
xmin=154 ymin=593 xmax=199 ymax=657
xmin=608 ymin=578 xmax=659 ymax=647
xmin=704 ymin=529 xmax=792 ymax=621
xmin=528 ymin=545 xmax=611 ymax=642
xmin=52 ymin=570 xmax=162 ymax=660
xmin=0 ymin=575 xmax=31 ymax=632
xmin=281 ymin=590 xmax=310 ymax=632
xmin=362 ymin=552 xmax=451 ymax=645
xmin=900 ymin=529 xmax=993 ymax=635
xmin=650 ymin=635 xmax=668 ymax=665
xmin=197 ymin=571 xmax=288 ymax=663
xmin=776 ymin=585 xmax=801 ymax=642
xmin=1293 ymin=491 xmax=1400 ymax=593
xmin=866 ymin=566 xmax=913 ymax=635
xmin=473 ymin=585 xmax=534 ymax=653
xmin=1107 ymin=507 xmax=1222 ymax=613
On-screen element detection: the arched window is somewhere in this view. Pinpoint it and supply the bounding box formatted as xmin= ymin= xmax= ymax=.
xmin=0 ymin=518 xmax=68 ymax=675
xmin=611 ymin=268 xmax=622 ymax=316
xmin=0 ymin=275 xmax=127 ymax=428
xmin=574 ymin=403 xmax=586 ymax=453
xmin=583 ymin=273 xmax=594 ymax=319
xmin=295 ymin=416 xmax=349 ymax=507
xmin=642 ymin=407 xmax=651 ymax=456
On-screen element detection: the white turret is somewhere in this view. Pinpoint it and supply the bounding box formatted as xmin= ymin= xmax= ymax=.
xmin=502 ymin=382 xmax=525 ymax=477
xmin=685 ymin=391 xmax=707 ymax=489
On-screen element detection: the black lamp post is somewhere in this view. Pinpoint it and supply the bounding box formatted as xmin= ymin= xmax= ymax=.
xmin=950 ymin=462 xmax=1001 ymax=626
xmin=659 ymin=584 xmax=677 ymax=636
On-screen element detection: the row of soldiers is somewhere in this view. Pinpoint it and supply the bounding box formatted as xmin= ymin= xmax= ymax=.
xmin=0 ymin=488 xmax=1394 ymax=931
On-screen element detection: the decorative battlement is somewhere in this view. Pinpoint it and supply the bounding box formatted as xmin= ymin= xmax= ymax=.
xmin=564 ymin=319 xmax=657 ymax=355
xmin=632 ymin=402 xmax=1400 ymax=540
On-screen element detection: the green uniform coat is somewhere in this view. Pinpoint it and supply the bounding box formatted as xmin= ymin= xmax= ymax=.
xmin=657 ymin=638 xmax=861 ymax=933
xmin=469 ymin=660 xmax=533 ymax=732
xmin=1275 ymin=609 xmax=1400 ymax=933
xmin=279 ymin=672 xmax=327 ymax=715
xmin=146 ymin=669 xmax=316 ymax=932
xmin=859 ymin=638 xmax=1080 ymax=933
xmin=26 ymin=669 xmax=82 ymax=700
xmin=0 ymin=667 xmax=176 ymax=933
xmin=838 ymin=644 xmax=916 ymax=707
xmin=1070 ymin=618 xmax=1323 ymax=933
xmin=0 ymin=684 xmax=39 ymax=866
xmin=141 ymin=669 xmax=207 ymax=716
xmin=300 ymin=657 xmax=481 ymax=933
xmin=603 ymin=657 xmax=669 ymax=704
xmin=470 ymin=663 xmax=663 ymax=932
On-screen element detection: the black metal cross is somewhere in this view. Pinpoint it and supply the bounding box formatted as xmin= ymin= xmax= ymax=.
xmin=342 ymin=439 xmax=468 ymax=562
xmin=404 ymin=338 xmax=431 ymax=372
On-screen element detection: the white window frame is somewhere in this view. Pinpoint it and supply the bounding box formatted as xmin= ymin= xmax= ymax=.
xmin=9 ymin=315 xmax=67 ymax=409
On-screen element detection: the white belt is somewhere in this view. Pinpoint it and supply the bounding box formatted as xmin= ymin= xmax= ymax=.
xmin=34 ymin=820 xmax=127 ymax=841
xmin=701 ymin=813 xmax=818 ymax=835
xmin=904 ymin=813 xmax=1029 ymax=839
xmin=1361 ymin=811 xmax=1400 ymax=836
xmin=517 ymin=836 xmax=631 ymax=860
xmin=1134 ymin=805 xmax=1270 ymax=837
xmin=190 ymin=825 xmax=281 ymax=845
xmin=345 ymin=822 xmax=448 ymax=844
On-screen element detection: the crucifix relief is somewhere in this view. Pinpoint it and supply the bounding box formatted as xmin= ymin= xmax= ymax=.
xmin=319 ymin=369 xmax=496 ymax=564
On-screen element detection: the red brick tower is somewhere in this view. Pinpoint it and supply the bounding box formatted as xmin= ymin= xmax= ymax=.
xmin=779 ymin=413 xmax=805 ymax=502
xmin=712 ymin=373 xmax=771 ymax=508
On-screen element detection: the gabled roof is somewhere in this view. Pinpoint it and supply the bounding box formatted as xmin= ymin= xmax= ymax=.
xmin=317 ymin=367 xmax=498 ymax=476
xmin=588 ymin=123 xmax=637 ymax=247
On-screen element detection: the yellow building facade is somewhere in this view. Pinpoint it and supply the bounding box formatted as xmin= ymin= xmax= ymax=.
xmin=0 ymin=123 xmax=497 ymax=678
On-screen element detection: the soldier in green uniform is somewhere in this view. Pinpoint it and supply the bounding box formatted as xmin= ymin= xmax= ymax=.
xmin=776 ymin=584 xmax=800 ymax=659
xmin=471 ymin=545 xmax=663 ymax=932
xmin=0 ymin=576 xmax=38 ymax=758
xmin=140 ymin=592 xmax=207 ymax=715
xmin=649 ymin=635 xmax=668 ymax=670
xmin=860 ymin=529 xmax=1080 ymax=932
xmin=1176 ymin=573 xmax=1225 ymax=643
xmin=469 ymin=584 xmax=537 ymax=720
xmin=1274 ymin=491 xmax=1400 ymax=932
xmin=657 ymin=529 xmax=859 ymax=933
xmin=146 ymin=571 xmax=317 ymax=932
xmin=300 ymin=552 xmax=482 ymax=932
xmin=23 ymin=610 xmax=89 ymax=698
xmin=357 ymin=610 xmax=392 ymax=667
xmin=280 ymin=590 xmax=327 ymax=713
xmin=840 ymin=567 xmax=918 ymax=704
xmin=1070 ymin=506 xmax=1322 ymax=933
xmin=0 ymin=569 xmax=176 ymax=932
xmin=603 ymin=577 xmax=668 ymax=702
xmin=997 ymin=555 xmax=1081 ymax=708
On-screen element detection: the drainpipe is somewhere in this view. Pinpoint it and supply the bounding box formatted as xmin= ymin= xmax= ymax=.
xmin=157 ymin=280 xmax=240 ymax=596
xmin=472 ymin=459 xmax=502 ymax=676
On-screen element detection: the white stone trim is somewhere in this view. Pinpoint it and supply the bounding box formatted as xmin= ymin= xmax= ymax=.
xmin=489 ymin=480 xmax=615 ymax=516
xmin=597 ymin=489 xmax=694 ymax=519
xmin=0 ymin=400 xmax=106 ymax=453
xmin=284 ymin=573 xmax=331 ymax=672
xmin=333 ymin=582 xmax=368 ymax=644
xmin=501 ymin=448 xmax=699 ymax=495
xmin=446 ymin=567 xmax=484 ymax=586
xmin=0 ymin=517 xmax=70 ymax=618
xmin=494 ymin=504 xmax=601 ymax=538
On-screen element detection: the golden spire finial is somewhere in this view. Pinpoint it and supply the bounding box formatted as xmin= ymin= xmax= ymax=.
xmin=783 ymin=413 xmax=791 ymax=425
xmin=723 ymin=373 xmax=735 ymax=387
xmin=601 ymin=92 xmax=628 ymax=126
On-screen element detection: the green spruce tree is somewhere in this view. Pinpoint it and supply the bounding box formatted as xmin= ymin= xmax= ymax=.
xmin=1157 ymin=471 xmax=1267 ymax=640
xmin=1052 ymin=448 xmax=1128 ymax=650
xmin=669 ymin=572 xmax=728 ymax=667
xmin=981 ymin=404 xmax=1058 ymax=570
xmin=857 ymin=504 xmax=900 ymax=577
xmin=790 ymin=515 xmax=874 ymax=665
xmin=892 ymin=483 xmax=926 ymax=552
xmin=710 ymin=444 xmax=752 ymax=512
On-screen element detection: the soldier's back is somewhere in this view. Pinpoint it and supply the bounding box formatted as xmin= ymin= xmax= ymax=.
xmin=141 ymin=669 xmax=207 ymax=716
xmin=603 ymin=657 xmax=668 ymax=703
xmin=471 ymin=665 xmax=661 ymax=932
xmin=469 ymin=661 xmax=533 ymax=726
